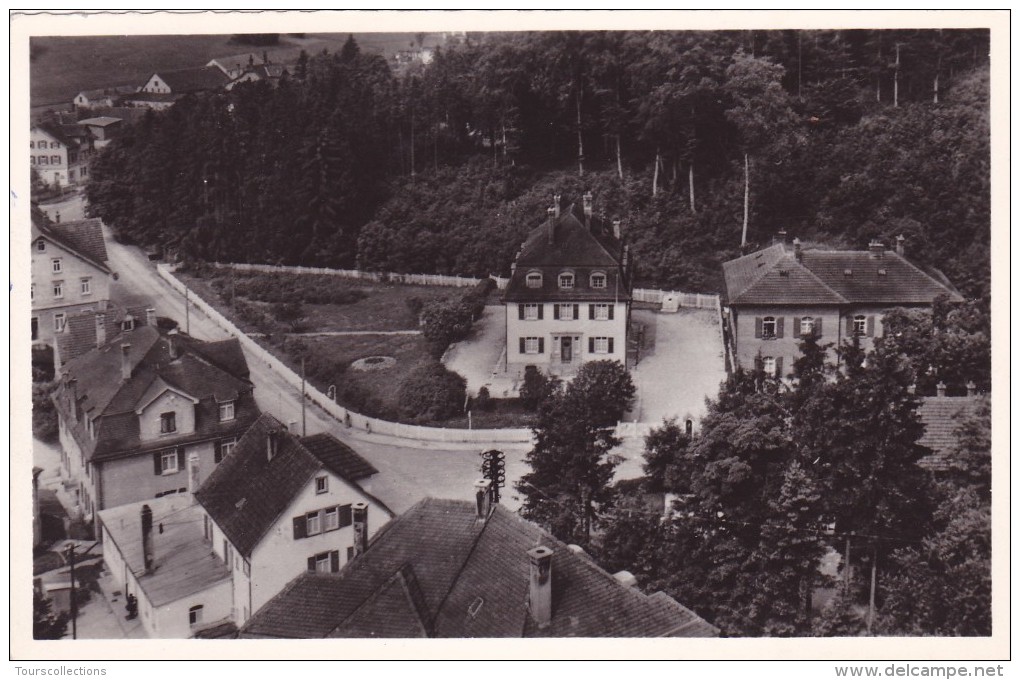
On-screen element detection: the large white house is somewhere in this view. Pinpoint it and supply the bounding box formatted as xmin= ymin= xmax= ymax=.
xmin=503 ymin=193 xmax=632 ymax=378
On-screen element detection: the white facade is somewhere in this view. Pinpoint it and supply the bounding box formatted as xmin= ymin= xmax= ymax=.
xmin=506 ymin=300 xmax=628 ymax=377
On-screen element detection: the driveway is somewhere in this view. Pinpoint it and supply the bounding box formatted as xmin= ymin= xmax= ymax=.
xmin=628 ymin=308 xmax=726 ymax=427
xmin=443 ymin=305 xmax=519 ymax=398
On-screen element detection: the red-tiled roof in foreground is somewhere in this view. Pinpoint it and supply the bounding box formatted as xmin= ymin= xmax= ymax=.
xmin=241 ymin=498 xmax=718 ymax=639
xmin=917 ymin=395 xmax=986 ymax=471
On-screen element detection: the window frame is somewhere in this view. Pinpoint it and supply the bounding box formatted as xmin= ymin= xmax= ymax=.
xmin=800 ymin=317 xmax=814 ymax=336
xmin=590 ymin=272 xmax=607 ymax=289
xmin=324 ymin=506 xmax=339 ymax=531
xmin=36 ymin=239 xmax=45 ymax=252
xmin=53 ymin=313 xmax=66 ymax=333
xmin=762 ymin=316 xmax=777 ymax=339
xmin=593 ymin=304 xmax=611 ymax=321
xmin=593 ymin=337 xmax=610 ymax=354
xmin=523 ymin=303 xmax=541 ymax=321
xmin=525 ymin=271 xmax=543 ymax=289
xmin=80 ymin=277 xmax=92 ymax=296
xmin=39 ymin=156 xmax=49 ymax=165
xmin=51 ymin=258 xmax=62 ymax=273
xmin=558 ymin=271 xmax=575 ymax=290
xmin=315 ymin=476 xmax=328 ymax=495
xmin=524 ymin=337 xmax=540 ymax=354
xmin=306 ymin=511 xmax=321 ymax=536
xmin=160 ymin=450 xmax=179 ymax=475
xmin=762 ymin=356 xmax=777 ymax=377
xmin=188 ymin=605 xmax=203 ymax=626
xmin=218 ymin=401 xmax=235 ymax=422
xmin=159 ymin=411 xmax=177 ymax=434
xmin=853 ymin=315 xmax=867 ymax=336
xmin=52 ymin=281 xmax=64 ymax=299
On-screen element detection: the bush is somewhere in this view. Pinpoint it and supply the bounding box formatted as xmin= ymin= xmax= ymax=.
xmin=420 ymin=298 xmax=474 ymax=356
xmin=519 ymin=365 xmax=559 ymax=411
xmin=33 ymin=381 xmax=59 ymax=443
xmin=405 ymin=296 xmax=425 ymax=325
xmin=473 ymin=386 xmax=494 ymax=411
xmin=397 ymin=361 xmax=467 ymax=422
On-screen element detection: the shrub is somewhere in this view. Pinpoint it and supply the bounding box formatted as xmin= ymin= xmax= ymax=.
xmin=519 ymin=365 xmax=559 ymax=411
xmin=397 ymin=361 xmax=467 ymax=422
xmin=473 ymin=386 xmax=494 ymax=411
xmin=420 ymin=298 xmax=473 ymax=356
xmin=273 ymin=301 xmax=305 ymax=324
xmin=32 ymin=381 xmax=59 ymax=443
xmin=405 ymin=296 xmax=425 ymax=325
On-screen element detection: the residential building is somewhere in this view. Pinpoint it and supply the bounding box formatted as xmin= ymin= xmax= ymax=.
xmin=226 ymin=63 xmax=289 ymax=90
xmin=242 ymin=485 xmax=717 ymax=638
xmin=503 ymin=193 xmax=632 ymax=378
xmin=76 ymin=116 xmax=123 ymax=149
xmin=124 ymin=67 xmax=231 ymax=110
xmin=207 ymin=53 xmax=265 ymax=79
xmin=31 ymin=214 xmax=112 ymax=349
xmin=195 ymin=413 xmax=393 ymax=628
xmin=30 ymin=122 xmax=95 ymax=187
xmin=98 ymin=492 xmax=233 ymax=638
xmin=54 ymin=303 xmax=158 ymax=373
xmin=51 ymin=325 xmax=258 ymax=521
xmin=722 ymin=236 xmax=964 ymax=378
xmin=72 ymin=85 xmax=137 ymax=110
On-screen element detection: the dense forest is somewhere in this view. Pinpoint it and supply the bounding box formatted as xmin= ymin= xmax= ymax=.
xmin=85 ymin=30 xmax=991 ymax=299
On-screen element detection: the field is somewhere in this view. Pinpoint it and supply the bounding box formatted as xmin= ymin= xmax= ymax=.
xmin=29 ymin=31 xmax=445 ymax=107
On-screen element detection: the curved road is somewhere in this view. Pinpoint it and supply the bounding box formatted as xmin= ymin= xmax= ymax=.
xmin=102 ymin=227 xmax=532 ymax=514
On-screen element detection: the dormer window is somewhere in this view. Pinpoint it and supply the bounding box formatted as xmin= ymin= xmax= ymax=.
xmin=160 ymin=411 xmax=177 ymax=434
xmin=218 ymin=401 xmax=235 ymax=422
xmin=558 ymin=272 xmax=574 ymax=290
xmin=590 ymin=272 xmax=607 ymax=289
xmin=122 ymin=316 xmax=135 ymax=332
xmin=526 ymin=271 xmax=542 ymax=289
xmin=843 ymin=269 xmax=853 ymax=277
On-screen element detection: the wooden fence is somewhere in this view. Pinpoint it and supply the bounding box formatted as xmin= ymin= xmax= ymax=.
xmin=631 ymin=288 xmax=721 ymax=310
xmin=212 ymin=262 xmax=510 ymax=290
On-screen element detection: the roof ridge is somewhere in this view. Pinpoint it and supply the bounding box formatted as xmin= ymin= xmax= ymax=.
xmin=791 ymin=258 xmax=849 ymax=303
xmin=724 ymin=243 xmax=788 ymax=301
xmin=430 ymin=504 xmax=496 ymax=631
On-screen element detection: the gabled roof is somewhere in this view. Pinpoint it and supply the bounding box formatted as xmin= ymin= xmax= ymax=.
xmin=723 ymin=242 xmax=964 ymax=306
xmin=77 ymin=116 xmax=123 ymax=127
xmin=76 ymin=85 xmax=137 ymax=100
xmin=504 ymin=202 xmax=630 ymax=303
xmin=53 ymin=328 xmax=256 ymax=461
xmin=33 ymin=216 xmax=111 ymax=274
xmin=299 ymin=433 xmax=379 ymax=482
xmin=32 ymin=122 xmax=77 ymax=148
xmin=98 ymin=495 xmax=231 ymax=607
xmin=195 ymin=414 xmax=389 ymax=558
xmin=56 ymin=304 xmax=155 ymax=370
xmin=917 ymin=396 xmax=985 ymax=471
xmin=151 ymin=66 xmax=231 ymax=93
xmin=242 ymin=498 xmax=718 ymax=639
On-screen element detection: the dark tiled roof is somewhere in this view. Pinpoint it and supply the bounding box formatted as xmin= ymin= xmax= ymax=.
xmin=123 ymin=92 xmax=182 ymax=104
xmin=77 ymin=86 xmax=137 ymax=100
xmin=77 ymin=116 xmax=123 ymax=127
xmin=53 ymin=327 xmax=256 ymax=462
xmin=33 ymin=122 xmax=77 ymax=148
xmin=57 ymin=304 xmax=154 ymax=367
xmin=195 ymin=415 xmax=388 ymax=558
xmin=723 ymin=243 xmax=964 ymax=306
xmin=155 ymin=67 xmax=231 ymax=93
xmin=36 ymin=217 xmax=110 ymax=273
xmin=917 ymin=396 xmax=984 ymax=471
xmin=300 ymin=433 xmax=379 ymax=481
xmin=242 ymin=498 xmax=718 ymax=639
xmin=504 ymin=203 xmax=630 ymax=303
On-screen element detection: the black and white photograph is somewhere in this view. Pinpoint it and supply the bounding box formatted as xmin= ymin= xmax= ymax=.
xmin=11 ymin=9 xmax=1007 ymax=665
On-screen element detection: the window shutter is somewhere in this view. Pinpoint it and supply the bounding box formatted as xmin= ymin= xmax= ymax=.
xmin=176 ymin=447 xmax=184 ymax=471
xmin=293 ymin=516 xmax=307 ymax=540
xmin=775 ymin=357 xmax=784 ymax=378
xmin=307 ymin=556 xmax=316 ymax=572
xmin=538 ymin=338 xmax=545 ymax=354
xmin=338 ymin=504 xmax=353 ymax=528
xmin=589 ymin=305 xmax=595 ymax=320
xmin=608 ymin=306 xmax=614 ymax=320
xmin=866 ymin=315 xmax=875 ymax=336
xmin=588 ymin=337 xmax=595 ymax=353
xmin=608 ymin=338 xmax=614 ymax=354
xmin=793 ymin=317 xmax=801 ymax=336
xmin=846 ymin=316 xmax=854 ymax=336
xmin=754 ymin=317 xmax=762 ymax=339
xmin=816 ymin=317 xmax=823 ymax=336
xmin=776 ymin=317 xmax=785 ymax=338
xmin=518 ymin=304 xmax=525 ymax=320
xmin=519 ymin=338 xmax=526 ymax=354
xmin=153 ymin=452 xmax=162 ymax=476
xmin=553 ymin=305 xmax=560 ymax=320
xmin=572 ymin=304 xmax=579 ymax=320
xmin=537 ymin=305 xmax=544 ymax=320
xmin=213 ymin=440 xmax=222 ymax=463
xmin=330 ymin=550 xmax=340 ymax=573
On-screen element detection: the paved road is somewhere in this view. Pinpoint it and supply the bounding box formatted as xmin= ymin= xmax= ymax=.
xmin=101 ymin=228 xmax=530 ymax=514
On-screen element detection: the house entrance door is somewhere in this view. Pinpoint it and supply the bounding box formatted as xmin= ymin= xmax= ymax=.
xmin=561 ymin=336 xmax=573 ymax=362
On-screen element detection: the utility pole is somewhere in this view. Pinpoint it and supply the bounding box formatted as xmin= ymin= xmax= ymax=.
xmin=185 ymin=286 xmax=190 ymax=335
xmin=893 ymin=43 xmax=901 ymax=108
xmin=844 ymin=532 xmax=853 ymax=587
xmin=867 ymin=546 xmax=878 ymax=633
xmin=301 ymin=358 xmax=307 ymax=437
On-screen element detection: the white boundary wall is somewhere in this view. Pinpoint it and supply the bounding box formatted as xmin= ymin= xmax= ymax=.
xmin=211 ymin=262 xmax=510 ymax=290
xmin=158 ymin=264 xmax=532 ymax=445
xmin=632 ymin=288 xmax=721 ymax=310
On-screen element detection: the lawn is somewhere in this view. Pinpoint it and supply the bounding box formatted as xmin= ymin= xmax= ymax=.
xmin=30 ymin=31 xmax=446 ymax=107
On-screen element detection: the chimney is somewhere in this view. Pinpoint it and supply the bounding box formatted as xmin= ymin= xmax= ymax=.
xmin=777 ymin=229 xmax=788 ymax=244
xmin=613 ymin=570 xmax=638 ymax=588
xmin=187 ymin=452 xmax=201 ymax=502
xmin=936 ymin=381 xmax=947 ymax=397
xmin=582 ymin=191 xmax=593 ymax=228
xmin=266 ymin=429 xmax=279 ymax=462
xmin=94 ymin=312 xmax=106 ymax=348
xmin=896 ymin=234 xmax=905 ymax=256
xmin=527 ymin=546 xmax=554 ymax=628
xmin=552 ymin=194 xmax=561 ymax=218
xmin=546 ymin=207 xmax=557 ymax=245
xmin=868 ymin=240 xmax=885 ymax=258
xmin=145 ymin=307 xmax=156 ymax=328
xmin=612 ymin=219 xmax=621 ymax=240
xmin=352 ymin=502 xmax=369 ymax=558
xmin=474 ymin=479 xmax=492 ymax=520
xmin=966 ymin=380 xmax=977 ymax=397
xmin=167 ymin=328 xmax=179 ymax=359
xmin=793 ymin=238 xmax=803 ymax=263
xmin=120 ymin=343 xmax=131 ymax=380
xmin=141 ymin=504 xmax=154 ymax=573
